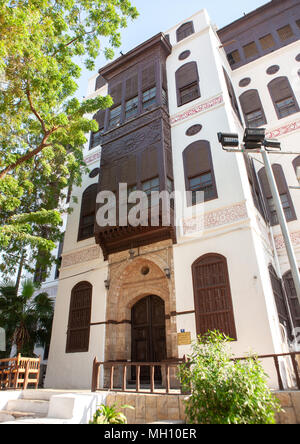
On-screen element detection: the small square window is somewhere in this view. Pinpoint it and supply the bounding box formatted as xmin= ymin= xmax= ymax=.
xmin=277 ymin=25 xmax=294 ymax=42
xmin=259 ymin=34 xmax=276 ymax=51
xmin=227 ymin=50 xmax=241 ymax=66
xmin=243 ymin=42 xmax=259 ymax=59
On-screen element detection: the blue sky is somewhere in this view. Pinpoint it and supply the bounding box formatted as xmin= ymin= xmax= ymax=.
xmin=77 ymin=0 xmax=268 ymax=98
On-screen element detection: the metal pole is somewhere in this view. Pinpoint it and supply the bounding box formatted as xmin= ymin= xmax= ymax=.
xmin=261 ymin=146 xmax=300 ymax=305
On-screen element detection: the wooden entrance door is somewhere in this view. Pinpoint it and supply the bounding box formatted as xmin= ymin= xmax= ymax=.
xmin=131 ymin=295 xmax=167 ymax=382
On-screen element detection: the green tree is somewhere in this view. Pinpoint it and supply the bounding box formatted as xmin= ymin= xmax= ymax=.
xmin=0 ymin=279 xmax=54 ymax=358
xmin=0 ymin=0 xmax=138 ymax=272
xmin=178 ymin=331 xmax=282 ymax=424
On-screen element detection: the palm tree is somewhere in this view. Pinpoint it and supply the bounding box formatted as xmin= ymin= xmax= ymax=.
xmin=0 ymin=279 xmax=54 ymax=357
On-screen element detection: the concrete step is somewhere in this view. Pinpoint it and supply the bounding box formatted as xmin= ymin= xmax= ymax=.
xmin=0 ymin=412 xmax=15 ymax=423
xmin=0 ymin=410 xmax=45 ymax=419
xmin=21 ymin=389 xmax=80 ymax=401
xmin=6 ymin=399 xmax=49 ymax=416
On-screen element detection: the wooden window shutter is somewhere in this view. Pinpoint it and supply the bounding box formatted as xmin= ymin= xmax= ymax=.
xmin=141 ymin=147 xmax=159 ymax=182
xmin=269 ymin=266 xmax=292 ymax=337
xmin=283 ymin=271 xmax=300 ymax=330
xmin=223 ymin=68 xmax=242 ymax=123
xmin=142 ymin=63 xmax=156 ymax=92
xmin=258 ymin=165 xmax=296 ymax=224
xmin=192 ymin=254 xmax=237 ymax=340
xmin=110 ymin=82 xmax=123 ymax=106
xmin=293 ymin=156 xmax=300 ymax=175
xmin=125 ymin=74 xmax=138 ymax=100
xmin=268 ymin=76 xmax=299 ymax=118
xmin=176 ymin=22 xmax=195 ymax=42
xmin=182 ymin=140 xmax=218 ymax=202
xmin=66 ymin=282 xmax=92 ymax=353
xmin=78 ymin=184 xmax=98 ymax=241
xmin=175 ymin=62 xmax=200 ymax=107
xmin=239 ymin=89 xmax=267 ymax=126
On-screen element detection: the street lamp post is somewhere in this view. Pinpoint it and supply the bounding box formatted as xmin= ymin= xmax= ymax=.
xmin=217 ymin=129 xmax=300 ymax=306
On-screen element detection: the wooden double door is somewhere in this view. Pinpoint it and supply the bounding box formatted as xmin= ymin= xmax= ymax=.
xmin=131 ymin=295 xmax=167 ymax=383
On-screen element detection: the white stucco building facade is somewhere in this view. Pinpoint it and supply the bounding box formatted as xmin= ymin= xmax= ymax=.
xmin=45 ymin=0 xmax=300 ymax=390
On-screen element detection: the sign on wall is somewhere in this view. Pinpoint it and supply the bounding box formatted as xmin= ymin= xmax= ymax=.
xmin=177 ymin=332 xmax=192 ymax=346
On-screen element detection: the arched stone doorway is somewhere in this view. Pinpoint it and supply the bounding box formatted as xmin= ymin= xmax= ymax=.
xmin=131 ymin=295 xmax=167 ymax=382
xmin=104 ymin=247 xmax=178 ymax=365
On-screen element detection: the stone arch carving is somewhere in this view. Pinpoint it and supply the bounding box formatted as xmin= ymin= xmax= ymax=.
xmin=104 ymin=251 xmax=178 ymax=363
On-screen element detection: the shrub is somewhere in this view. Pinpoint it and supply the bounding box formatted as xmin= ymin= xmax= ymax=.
xmin=178 ymin=330 xmax=281 ymax=424
xmin=89 ymin=404 xmax=134 ymax=424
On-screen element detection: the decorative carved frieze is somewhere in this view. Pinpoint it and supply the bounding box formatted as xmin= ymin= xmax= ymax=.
xmin=61 ymin=245 xmax=101 ymax=268
xmin=170 ymin=94 xmax=224 ymax=125
xmin=266 ymin=118 xmax=300 ymax=140
xmin=274 ymin=231 xmax=300 ymax=250
xmin=182 ymin=202 xmax=248 ymax=236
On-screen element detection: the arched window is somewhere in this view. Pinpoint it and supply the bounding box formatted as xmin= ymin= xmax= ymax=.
xmin=223 ymin=68 xmax=242 ymax=124
xmin=239 ymin=89 xmax=267 ymax=128
xmin=268 ymin=76 xmax=299 ymax=119
xmin=175 ymin=62 xmax=200 ymax=107
xmin=283 ymin=270 xmax=300 ymax=330
xmin=66 ymin=282 xmax=92 ymax=353
xmin=192 ymin=254 xmax=237 ymax=339
xmin=258 ymin=164 xmax=296 ymax=226
xmin=292 ymin=156 xmax=300 ymax=179
xmin=78 ymin=184 xmax=98 ymax=241
xmin=269 ymin=265 xmax=292 ymax=337
xmin=183 ymin=141 xmax=218 ymax=206
xmin=176 ymin=21 xmax=194 ymax=42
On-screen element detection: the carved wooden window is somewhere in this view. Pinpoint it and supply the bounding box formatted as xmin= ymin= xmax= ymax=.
xmin=175 ymin=62 xmax=200 ymax=107
xmin=283 ymin=271 xmax=300 ymax=330
xmin=258 ymin=165 xmax=296 ymax=226
xmin=142 ymin=87 xmax=157 ymax=110
xmin=176 ymin=21 xmax=194 ymax=42
xmin=78 ymin=184 xmax=98 ymax=241
xmin=125 ymin=74 xmax=139 ymax=120
xmin=183 ymin=141 xmax=218 ymax=206
xmin=268 ymin=77 xmax=299 ymax=119
xmin=125 ymin=96 xmax=138 ymax=120
xmin=223 ymin=68 xmax=242 ymax=124
xmin=259 ymin=34 xmax=276 ymax=51
xmin=192 ymin=254 xmax=237 ymax=340
xmin=109 ymin=105 xmax=122 ymax=128
xmin=66 ymin=282 xmax=92 ymax=353
xmin=142 ymin=64 xmax=156 ymax=92
xmin=239 ymin=90 xmax=267 ymax=128
xmin=269 ymin=266 xmax=291 ymax=336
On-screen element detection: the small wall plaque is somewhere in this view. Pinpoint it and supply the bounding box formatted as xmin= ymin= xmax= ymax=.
xmin=177 ymin=332 xmax=192 ymax=346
